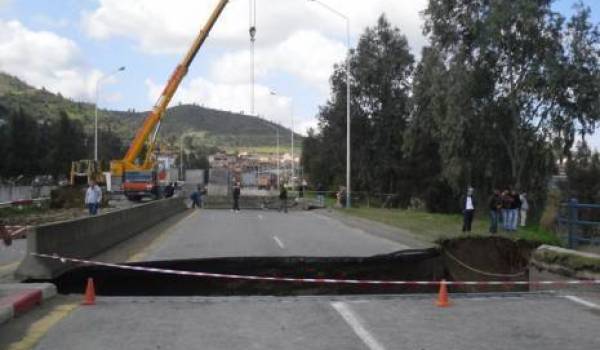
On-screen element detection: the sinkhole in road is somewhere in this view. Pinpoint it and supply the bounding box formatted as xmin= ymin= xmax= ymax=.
xmin=43 ymin=237 xmax=538 ymax=296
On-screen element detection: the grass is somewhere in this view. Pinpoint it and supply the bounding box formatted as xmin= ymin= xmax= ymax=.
xmin=339 ymin=207 xmax=562 ymax=246
xmin=534 ymin=248 xmax=600 ymax=273
xmin=0 ymin=206 xmax=46 ymax=219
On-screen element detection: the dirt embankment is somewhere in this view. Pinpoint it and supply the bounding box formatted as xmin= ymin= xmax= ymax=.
xmin=439 ymin=236 xmax=540 ymax=292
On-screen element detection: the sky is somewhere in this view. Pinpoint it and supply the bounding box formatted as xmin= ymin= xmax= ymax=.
xmin=0 ymin=0 xmax=598 ymax=141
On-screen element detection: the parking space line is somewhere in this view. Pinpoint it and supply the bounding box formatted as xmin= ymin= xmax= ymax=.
xmin=331 ymin=302 xmax=386 ymax=350
xmin=564 ymin=295 xmax=600 ymax=310
xmin=273 ymin=236 xmax=285 ymax=249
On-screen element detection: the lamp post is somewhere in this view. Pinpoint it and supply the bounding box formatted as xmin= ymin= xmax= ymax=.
xmin=269 ymin=91 xmax=293 ymax=188
xmin=265 ymin=119 xmax=280 ymax=189
xmin=249 ymin=0 xmax=257 ymax=115
xmin=307 ymin=0 xmax=351 ymax=208
xmin=94 ymin=66 xmax=125 ymax=162
xmin=267 ymin=91 xmax=282 ymax=189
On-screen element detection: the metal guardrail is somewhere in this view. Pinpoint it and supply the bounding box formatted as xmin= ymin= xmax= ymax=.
xmin=557 ymin=201 xmax=600 ymax=248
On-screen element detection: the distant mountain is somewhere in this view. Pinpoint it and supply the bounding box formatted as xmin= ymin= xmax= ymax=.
xmin=0 ymin=72 xmax=300 ymax=152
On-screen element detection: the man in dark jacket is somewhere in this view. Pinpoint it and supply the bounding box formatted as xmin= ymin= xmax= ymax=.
xmin=232 ymin=182 xmax=241 ymax=212
xmin=279 ymin=184 xmax=288 ymax=213
xmin=488 ymin=189 xmax=502 ymax=234
xmin=509 ymin=190 xmax=521 ymax=231
xmin=316 ymin=183 xmax=326 ymax=207
xmin=0 ymin=219 xmax=11 ymax=246
xmin=461 ymin=187 xmax=476 ymax=232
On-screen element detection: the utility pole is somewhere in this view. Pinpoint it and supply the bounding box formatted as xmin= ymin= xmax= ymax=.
xmin=249 ymin=0 xmax=257 ymax=115
xmin=307 ymin=0 xmax=351 ymax=207
xmin=290 ymin=101 xmax=295 ymax=188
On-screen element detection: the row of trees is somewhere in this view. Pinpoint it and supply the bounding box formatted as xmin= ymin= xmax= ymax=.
xmin=0 ymin=108 xmax=125 ymax=181
xmin=302 ymin=1 xmax=600 ymax=215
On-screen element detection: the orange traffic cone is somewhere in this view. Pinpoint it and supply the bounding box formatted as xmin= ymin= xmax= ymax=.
xmin=436 ymin=279 xmax=450 ymax=307
xmin=82 ymin=278 xmax=96 ymax=306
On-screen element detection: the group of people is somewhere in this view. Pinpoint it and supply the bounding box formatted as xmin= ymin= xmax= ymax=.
xmin=489 ymin=189 xmax=529 ymax=233
xmin=228 ymin=181 xmax=301 ymax=214
xmin=461 ymin=187 xmax=529 ymax=234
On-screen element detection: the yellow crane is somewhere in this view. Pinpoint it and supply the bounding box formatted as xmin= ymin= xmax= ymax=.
xmin=110 ymin=0 xmax=229 ymax=200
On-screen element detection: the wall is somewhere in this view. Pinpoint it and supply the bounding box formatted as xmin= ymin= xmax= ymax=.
xmin=16 ymin=197 xmax=187 ymax=280
xmin=0 ymin=186 xmax=53 ymax=203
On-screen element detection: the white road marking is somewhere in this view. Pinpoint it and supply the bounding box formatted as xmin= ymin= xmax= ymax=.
xmin=564 ymin=295 xmax=600 ymax=310
xmin=331 ymin=302 xmax=387 ymax=350
xmin=273 ymin=236 xmax=285 ymax=249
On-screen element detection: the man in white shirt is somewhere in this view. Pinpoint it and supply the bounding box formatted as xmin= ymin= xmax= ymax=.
xmin=461 ymin=187 xmax=476 ymax=232
xmin=85 ymin=180 xmax=102 ymax=215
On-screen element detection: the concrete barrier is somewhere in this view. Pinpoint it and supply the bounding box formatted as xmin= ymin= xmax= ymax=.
xmin=15 ymin=197 xmax=187 ymax=280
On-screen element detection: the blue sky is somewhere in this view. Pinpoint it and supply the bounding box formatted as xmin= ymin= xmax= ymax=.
xmin=0 ymin=0 xmax=598 ymax=139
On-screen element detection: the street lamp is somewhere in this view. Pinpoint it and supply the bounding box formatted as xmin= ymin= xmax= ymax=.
xmin=307 ymin=0 xmax=351 ymax=208
xmin=268 ymin=91 xmax=281 ymax=189
xmin=94 ymin=66 xmax=125 ymax=162
xmin=269 ymin=91 xmax=294 ymax=187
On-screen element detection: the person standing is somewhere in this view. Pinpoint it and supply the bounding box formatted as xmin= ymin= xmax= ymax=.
xmin=299 ymin=179 xmax=307 ymax=198
xmin=0 ymin=219 xmax=11 ymax=246
xmin=461 ymin=187 xmax=476 ymax=232
xmin=164 ymin=183 xmax=175 ymax=198
xmin=488 ymin=189 xmax=502 ymax=234
xmin=316 ymin=183 xmax=326 ymax=207
xmin=279 ymin=184 xmax=288 ymax=213
xmin=501 ymin=190 xmax=513 ymax=231
xmin=190 ymin=186 xmax=202 ymax=209
xmin=520 ymin=192 xmax=529 ymax=227
xmin=510 ymin=190 xmax=521 ymax=231
xmin=85 ymin=180 xmax=102 ymax=215
xmin=232 ymin=182 xmax=241 ymax=212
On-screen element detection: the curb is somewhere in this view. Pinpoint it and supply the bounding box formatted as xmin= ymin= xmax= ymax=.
xmin=0 ymin=283 xmax=56 ymax=325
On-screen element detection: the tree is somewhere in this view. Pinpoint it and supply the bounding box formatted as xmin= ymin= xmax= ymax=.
xmin=5 ymin=107 xmax=40 ymax=178
xmin=421 ymin=0 xmax=600 ymax=190
xmin=565 ymin=142 xmax=600 ymax=203
xmin=304 ymin=14 xmax=415 ymax=199
xmin=48 ymin=111 xmax=87 ymax=178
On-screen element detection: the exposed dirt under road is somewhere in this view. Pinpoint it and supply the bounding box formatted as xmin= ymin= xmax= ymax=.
xmin=44 ymin=236 xmax=541 ymax=296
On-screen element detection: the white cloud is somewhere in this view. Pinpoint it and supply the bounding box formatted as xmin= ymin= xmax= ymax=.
xmin=0 ymin=0 xmax=12 ymax=8
xmin=83 ymin=0 xmax=428 ymax=55
xmin=85 ymin=0 xmax=428 ymax=127
xmin=146 ymin=76 xmax=315 ymax=135
xmin=0 ymin=20 xmax=103 ymax=101
xmin=211 ymin=30 xmax=346 ymax=93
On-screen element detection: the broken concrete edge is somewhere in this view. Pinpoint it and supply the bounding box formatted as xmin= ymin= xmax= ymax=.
xmin=15 ymin=197 xmax=187 ymax=280
xmin=0 ymin=283 xmax=56 ymax=325
xmin=530 ymin=245 xmax=600 ymax=280
xmin=203 ymin=196 xmax=321 ymax=210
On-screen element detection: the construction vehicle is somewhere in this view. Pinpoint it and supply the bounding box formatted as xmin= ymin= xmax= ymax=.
xmin=70 ymin=160 xmax=104 ymax=186
xmin=110 ymin=0 xmax=229 ymax=201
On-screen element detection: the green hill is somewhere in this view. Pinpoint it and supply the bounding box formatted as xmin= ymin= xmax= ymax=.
xmin=0 ymin=72 xmax=301 ymax=153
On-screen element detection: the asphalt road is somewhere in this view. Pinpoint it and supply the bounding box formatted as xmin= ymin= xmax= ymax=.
xmin=28 ymin=294 xmax=600 ymax=350
xmin=142 ymin=209 xmax=409 ymax=261
xmin=2 ymin=209 xmax=599 ymax=349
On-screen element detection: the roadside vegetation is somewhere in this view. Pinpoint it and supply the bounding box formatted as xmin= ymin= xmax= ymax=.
xmin=338 ymin=207 xmax=562 ymax=246
xmin=303 ymin=2 xmax=600 ymax=231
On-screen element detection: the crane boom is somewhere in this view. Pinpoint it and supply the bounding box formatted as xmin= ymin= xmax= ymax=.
xmin=123 ymin=0 xmax=228 ymax=164
xmin=111 ymin=0 xmax=228 ymax=200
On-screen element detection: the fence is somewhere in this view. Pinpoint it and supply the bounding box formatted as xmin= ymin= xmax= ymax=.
xmin=0 ymin=185 xmax=53 ymax=203
xmin=557 ymin=200 xmax=600 ymax=248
